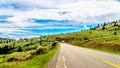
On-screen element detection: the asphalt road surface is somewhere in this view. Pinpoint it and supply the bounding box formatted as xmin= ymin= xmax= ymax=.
xmin=48 ymin=43 xmax=120 ymax=68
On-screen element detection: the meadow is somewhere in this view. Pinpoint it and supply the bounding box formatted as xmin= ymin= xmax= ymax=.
xmin=55 ymin=20 xmax=120 ymax=54
xmin=0 ymin=36 xmax=59 ymax=68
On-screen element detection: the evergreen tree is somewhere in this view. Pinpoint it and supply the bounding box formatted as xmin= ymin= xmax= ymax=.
xmin=114 ymin=22 xmax=117 ymax=26
xmin=97 ymin=24 xmax=99 ymax=27
xmin=102 ymin=25 xmax=105 ymax=30
xmin=103 ymin=22 xmax=106 ymax=26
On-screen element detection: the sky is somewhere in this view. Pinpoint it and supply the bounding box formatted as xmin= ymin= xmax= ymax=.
xmin=0 ymin=0 xmax=120 ymax=39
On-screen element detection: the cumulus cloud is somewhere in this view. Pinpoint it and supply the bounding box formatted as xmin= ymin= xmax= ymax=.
xmin=0 ymin=0 xmax=120 ymax=38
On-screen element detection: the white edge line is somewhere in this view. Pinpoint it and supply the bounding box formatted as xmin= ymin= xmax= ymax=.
xmin=63 ymin=56 xmax=67 ymax=68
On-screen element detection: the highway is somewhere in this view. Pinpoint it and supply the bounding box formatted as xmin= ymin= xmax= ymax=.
xmin=48 ymin=43 xmax=120 ymax=68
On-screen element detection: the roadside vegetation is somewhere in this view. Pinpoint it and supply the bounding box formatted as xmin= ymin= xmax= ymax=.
xmin=0 ymin=19 xmax=120 ymax=67
xmin=0 ymin=36 xmax=59 ymax=68
xmin=55 ymin=20 xmax=120 ymax=54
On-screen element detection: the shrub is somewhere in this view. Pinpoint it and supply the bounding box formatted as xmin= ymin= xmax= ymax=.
xmin=18 ymin=47 xmax=23 ymax=52
xmin=114 ymin=22 xmax=117 ymax=26
xmin=84 ymin=37 xmax=89 ymax=40
xmin=30 ymin=42 xmax=35 ymax=45
xmin=7 ymin=52 xmax=32 ymax=62
xmin=89 ymin=31 xmax=92 ymax=34
xmin=3 ymin=45 xmax=9 ymax=54
xmin=51 ymin=42 xmax=58 ymax=49
xmin=114 ymin=32 xmax=117 ymax=35
xmin=35 ymin=46 xmax=48 ymax=55
xmin=0 ymin=45 xmax=14 ymax=54
xmin=79 ymin=38 xmax=81 ymax=41
xmin=25 ymin=45 xmax=37 ymax=51
xmin=36 ymin=47 xmax=44 ymax=54
xmin=25 ymin=43 xmax=30 ymax=46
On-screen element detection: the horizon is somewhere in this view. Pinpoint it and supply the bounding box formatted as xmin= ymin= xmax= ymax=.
xmin=0 ymin=0 xmax=120 ymax=39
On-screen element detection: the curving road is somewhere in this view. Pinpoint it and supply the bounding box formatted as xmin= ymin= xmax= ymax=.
xmin=48 ymin=43 xmax=120 ymax=68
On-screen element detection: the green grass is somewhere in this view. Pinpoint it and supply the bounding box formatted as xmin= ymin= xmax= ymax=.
xmin=0 ymin=35 xmax=58 ymax=61
xmin=0 ymin=34 xmax=59 ymax=68
xmin=0 ymin=44 xmax=59 ymax=68
xmin=54 ymin=21 xmax=120 ymax=54
xmin=78 ymin=45 xmax=120 ymax=55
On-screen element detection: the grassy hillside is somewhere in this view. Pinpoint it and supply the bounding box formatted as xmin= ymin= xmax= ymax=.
xmin=0 ymin=38 xmax=14 ymax=44
xmin=55 ymin=20 xmax=120 ymax=54
xmin=0 ymin=36 xmax=59 ymax=68
xmin=0 ymin=20 xmax=120 ymax=67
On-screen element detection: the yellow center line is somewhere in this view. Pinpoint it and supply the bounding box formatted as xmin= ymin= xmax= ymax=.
xmin=81 ymin=52 xmax=120 ymax=68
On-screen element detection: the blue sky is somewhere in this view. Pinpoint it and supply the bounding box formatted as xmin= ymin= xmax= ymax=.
xmin=0 ymin=0 xmax=120 ymax=39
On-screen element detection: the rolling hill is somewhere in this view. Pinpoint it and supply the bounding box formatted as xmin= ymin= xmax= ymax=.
xmin=0 ymin=36 xmax=59 ymax=68
xmin=0 ymin=20 xmax=120 ymax=68
xmin=54 ymin=20 xmax=120 ymax=54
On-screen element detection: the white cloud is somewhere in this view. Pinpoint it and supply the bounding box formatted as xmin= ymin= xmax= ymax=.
xmin=1 ymin=0 xmax=120 ymax=22
xmin=0 ymin=0 xmax=120 ymax=38
xmin=58 ymin=1 xmax=120 ymax=22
